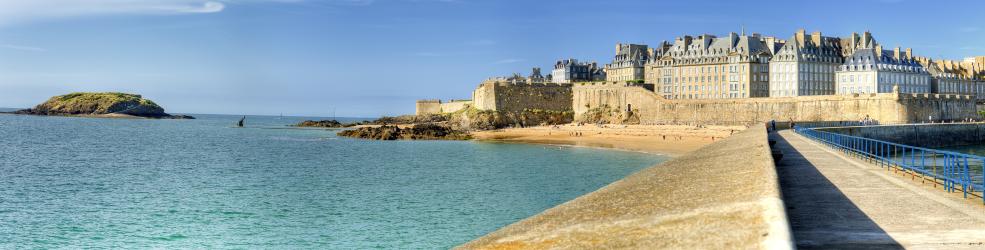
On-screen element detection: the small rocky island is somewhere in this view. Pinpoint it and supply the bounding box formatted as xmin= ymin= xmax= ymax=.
xmin=14 ymin=92 xmax=194 ymax=119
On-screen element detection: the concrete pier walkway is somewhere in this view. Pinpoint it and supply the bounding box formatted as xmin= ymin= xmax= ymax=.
xmin=773 ymin=130 xmax=985 ymax=249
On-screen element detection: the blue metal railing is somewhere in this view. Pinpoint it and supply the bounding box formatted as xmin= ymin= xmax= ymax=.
xmin=795 ymin=121 xmax=876 ymax=129
xmin=794 ymin=126 xmax=985 ymax=204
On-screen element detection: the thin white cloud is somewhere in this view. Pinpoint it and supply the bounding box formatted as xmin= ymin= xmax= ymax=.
xmin=467 ymin=39 xmax=496 ymax=46
xmin=412 ymin=52 xmax=444 ymax=57
xmin=0 ymin=0 xmax=227 ymax=26
xmin=0 ymin=0 xmax=384 ymax=26
xmin=492 ymin=59 xmax=523 ymax=64
xmin=958 ymin=26 xmax=980 ymax=33
xmin=0 ymin=44 xmax=46 ymax=52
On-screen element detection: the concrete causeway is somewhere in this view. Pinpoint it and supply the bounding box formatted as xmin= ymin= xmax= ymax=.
xmin=459 ymin=126 xmax=792 ymax=249
xmin=773 ymin=130 xmax=985 ymax=249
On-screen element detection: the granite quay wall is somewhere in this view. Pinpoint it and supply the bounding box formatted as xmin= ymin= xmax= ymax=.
xmin=472 ymin=82 xmax=572 ymax=112
xmin=818 ymin=123 xmax=985 ymax=148
xmin=573 ymin=82 xmax=979 ymax=125
xmin=458 ymin=126 xmax=792 ymax=249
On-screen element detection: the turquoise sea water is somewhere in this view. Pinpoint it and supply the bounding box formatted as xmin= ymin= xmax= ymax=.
xmin=933 ymin=145 xmax=985 ymax=185
xmin=0 ymin=113 xmax=666 ymax=248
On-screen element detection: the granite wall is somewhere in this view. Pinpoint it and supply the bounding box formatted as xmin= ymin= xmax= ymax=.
xmin=472 ymin=82 xmax=572 ymax=112
xmin=573 ymin=82 xmax=978 ymax=125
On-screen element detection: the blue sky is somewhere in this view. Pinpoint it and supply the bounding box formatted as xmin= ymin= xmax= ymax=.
xmin=1 ymin=0 xmax=983 ymax=117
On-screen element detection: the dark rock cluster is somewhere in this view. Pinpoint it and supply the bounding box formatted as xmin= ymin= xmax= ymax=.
xmin=337 ymin=124 xmax=471 ymax=140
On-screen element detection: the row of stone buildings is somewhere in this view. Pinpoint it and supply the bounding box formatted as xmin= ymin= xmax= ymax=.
xmin=546 ymin=30 xmax=985 ymax=100
xmin=417 ymin=29 xmax=985 ymax=115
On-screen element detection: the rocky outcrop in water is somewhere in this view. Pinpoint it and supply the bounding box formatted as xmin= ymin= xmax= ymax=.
xmin=337 ymin=124 xmax=471 ymax=140
xmin=293 ymin=120 xmax=349 ymax=128
xmin=15 ymin=92 xmax=193 ymax=119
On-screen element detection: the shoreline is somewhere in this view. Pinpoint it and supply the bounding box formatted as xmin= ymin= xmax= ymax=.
xmin=471 ymin=124 xmax=748 ymax=157
xmin=2 ymin=112 xmax=192 ymax=119
xmin=473 ymin=139 xmax=676 ymax=157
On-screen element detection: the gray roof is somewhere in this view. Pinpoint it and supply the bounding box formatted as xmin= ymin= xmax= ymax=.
xmin=658 ymin=33 xmax=772 ymax=64
xmin=842 ymin=48 xmax=926 ymax=73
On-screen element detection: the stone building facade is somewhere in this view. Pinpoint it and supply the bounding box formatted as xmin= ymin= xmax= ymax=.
xmin=605 ymin=43 xmax=648 ymax=82
xmin=835 ymin=45 xmax=931 ymax=95
xmin=552 ymin=59 xmax=604 ymax=84
xmin=768 ymin=30 xmax=843 ymax=97
xmin=915 ymin=57 xmax=983 ymax=99
xmin=643 ymin=41 xmax=672 ymax=84
xmin=648 ymin=32 xmax=776 ymax=99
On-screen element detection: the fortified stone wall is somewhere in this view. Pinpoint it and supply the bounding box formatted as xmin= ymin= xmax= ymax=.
xmin=472 ymin=82 xmax=572 ymax=112
xmin=818 ymin=123 xmax=985 ymax=148
xmin=573 ymin=82 xmax=978 ymax=125
xmin=439 ymin=100 xmax=472 ymax=114
xmin=415 ymin=100 xmax=441 ymax=115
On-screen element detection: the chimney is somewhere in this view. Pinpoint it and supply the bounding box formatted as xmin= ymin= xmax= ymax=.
xmin=875 ymin=45 xmax=883 ymax=58
xmin=862 ymin=31 xmax=873 ymax=48
xmin=616 ymin=43 xmax=622 ymax=54
xmin=796 ymin=29 xmax=806 ymax=46
xmin=894 ymin=47 xmax=901 ymax=60
xmin=905 ymin=48 xmax=912 ymax=59
xmin=811 ymin=31 xmax=822 ymax=46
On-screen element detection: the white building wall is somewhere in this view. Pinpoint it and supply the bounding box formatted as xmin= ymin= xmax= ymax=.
xmin=837 ymin=70 xmax=931 ymax=94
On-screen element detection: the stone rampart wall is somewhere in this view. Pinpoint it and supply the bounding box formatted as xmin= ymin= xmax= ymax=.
xmin=415 ymin=100 xmax=441 ymax=115
xmin=573 ymin=82 xmax=978 ymax=125
xmin=472 ymin=82 xmax=572 ymax=112
xmin=440 ymin=100 xmax=472 ymax=114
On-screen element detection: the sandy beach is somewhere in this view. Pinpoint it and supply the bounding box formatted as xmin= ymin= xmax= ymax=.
xmin=472 ymin=124 xmax=749 ymax=156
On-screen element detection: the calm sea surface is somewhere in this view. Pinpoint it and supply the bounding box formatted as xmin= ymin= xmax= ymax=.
xmin=934 ymin=145 xmax=985 ymax=184
xmin=0 ymin=113 xmax=666 ymax=249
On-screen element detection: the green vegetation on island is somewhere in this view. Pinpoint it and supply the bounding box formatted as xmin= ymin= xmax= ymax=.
xmin=14 ymin=92 xmax=193 ymax=119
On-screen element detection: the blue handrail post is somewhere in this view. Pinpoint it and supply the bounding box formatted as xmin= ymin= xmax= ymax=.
xmin=921 ymin=149 xmax=926 ymax=183
xmin=945 ymin=154 xmax=952 ymax=193
xmin=963 ymin=156 xmax=970 ymax=198
xmin=910 ymin=148 xmax=915 ymax=172
xmin=902 ymin=147 xmax=907 ymax=172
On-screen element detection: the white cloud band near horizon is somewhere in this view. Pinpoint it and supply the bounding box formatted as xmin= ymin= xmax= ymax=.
xmin=0 ymin=0 xmax=227 ymax=26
